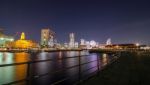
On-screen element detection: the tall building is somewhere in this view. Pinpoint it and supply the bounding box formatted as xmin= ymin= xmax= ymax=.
xmin=41 ymin=28 xmax=55 ymax=47
xmin=69 ymin=33 xmax=75 ymax=48
xmin=41 ymin=29 xmax=50 ymax=46
xmin=106 ymin=38 xmax=112 ymax=45
xmin=48 ymin=36 xmax=54 ymax=47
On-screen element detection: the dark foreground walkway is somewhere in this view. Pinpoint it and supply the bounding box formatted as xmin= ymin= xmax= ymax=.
xmin=82 ymin=52 xmax=150 ymax=85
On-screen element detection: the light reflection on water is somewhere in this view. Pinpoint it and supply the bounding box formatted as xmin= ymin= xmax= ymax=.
xmin=101 ymin=54 xmax=109 ymax=66
xmin=0 ymin=51 xmax=113 ymax=85
xmin=0 ymin=52 xmax=14 ymax=64
xmin=0 ymin=52 xmax=29 ymax=84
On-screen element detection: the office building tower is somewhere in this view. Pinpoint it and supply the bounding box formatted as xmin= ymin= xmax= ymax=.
xmin=41 ymin=28 xmax=55 ymax=47
xmin=41 ymin=29 xmax=50 ymax=46
xmin=69 ymin=33 xmax=75 ymax=48
xmin=106 ymin=38 xmax=112 ymax=45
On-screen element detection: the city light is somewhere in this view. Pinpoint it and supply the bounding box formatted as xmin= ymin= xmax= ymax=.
xmin=135 ymin=43 xmax=140 ymax=47
xmin=0 ymin=1 xmax=150 ymax=85
xmin=0 ymin=28 xmax=148 ymax=51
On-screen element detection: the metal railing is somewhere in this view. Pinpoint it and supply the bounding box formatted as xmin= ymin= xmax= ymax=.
xmin=0 ymin=51 xmax=120 ymax=85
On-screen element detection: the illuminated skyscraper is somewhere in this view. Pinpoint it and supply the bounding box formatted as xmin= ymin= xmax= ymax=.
xmin=41 ymin=28 xmax=55 ymax=47
xmin=41 ymin=29 xmax=50 ymax=46
xmin=48 ymin=36 xmax=54 ymax=47
xmin=69 ymin=33 xmax=75 ymax=48
xmin=48 ymin=29 xmax=55 ymax=47
xmin=106 ymin=38 xmax=112 ymax=45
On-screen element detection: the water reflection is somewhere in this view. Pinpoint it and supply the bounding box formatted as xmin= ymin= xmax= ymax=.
xmin=58 ymin=51 xmax=62 ymax=58
xmin=0 ymin=52 xmax=14 ymax=84
xmin=66 ymin=51 xmax=78 ymax=57
xmin=0 ymin=66 xmax=15 ymax=84
xmin=0 ymin=52 xmax=29 ymax=84
xmin=101 ymin=54 xmax=109 ymax=66
xmin=14 ymin=53 xmax=28 ymax=85
xmin=0 ymin=51 xmax=114 ymax=85
xmin=0 ymin=52 xmax=14 ymax=64
xmin=14 ymin=52 xmax=30 ymax=62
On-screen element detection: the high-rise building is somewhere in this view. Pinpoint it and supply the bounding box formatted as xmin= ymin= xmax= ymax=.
xmin=41 ymin=29 xmax=50 ymax=46
xmin=69 ymin=33 xmax=75 ymax=48
xmin=106 ymin=38 xmax=112 ymax=45
xmin=48 ymin=36 xmax=54 ymax=47
xmin=41 ymin=28 xmax=55 ymax=47
xmin=48 ymin=30 xmax=55 ymax=47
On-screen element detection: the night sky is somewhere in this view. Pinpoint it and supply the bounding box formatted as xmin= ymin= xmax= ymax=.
xmin=0 ymin=0 xmax=150 ymax=45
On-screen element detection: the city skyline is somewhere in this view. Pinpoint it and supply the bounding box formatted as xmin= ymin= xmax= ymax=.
xmin=0 ymin=0 xmax=150 ymax=44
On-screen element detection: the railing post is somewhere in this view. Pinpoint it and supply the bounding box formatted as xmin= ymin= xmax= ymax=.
xmin=26 ymin=62 xmax=31 ymax=85
xmin=119 ymin=51 xmax=121 ymax=58
xmin=78 ymin=51 xmax=81 ymax=84
xmin=97 ymin=54 xmax=100 ymax=76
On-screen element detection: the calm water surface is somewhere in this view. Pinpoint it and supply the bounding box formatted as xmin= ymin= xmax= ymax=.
xmin=0 ymin=51 xmax=113 ymax=85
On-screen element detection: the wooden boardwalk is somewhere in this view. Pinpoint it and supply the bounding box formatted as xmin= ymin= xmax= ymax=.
xmin=82 ymin=52 xmax=150 ymax=85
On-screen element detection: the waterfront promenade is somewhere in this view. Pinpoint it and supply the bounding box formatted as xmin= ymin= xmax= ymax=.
xmin=83 ymin=52 xmax=150 ymax=85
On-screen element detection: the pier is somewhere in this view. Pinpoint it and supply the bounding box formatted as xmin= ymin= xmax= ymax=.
xmin=82 ymin=52 xmax=150 ymax=85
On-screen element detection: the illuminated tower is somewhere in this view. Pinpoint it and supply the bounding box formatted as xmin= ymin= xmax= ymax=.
xmin=69 ymin=33 xmax=75 ymax=48
xmin=20 ymin=32 xmax=25 ymax=40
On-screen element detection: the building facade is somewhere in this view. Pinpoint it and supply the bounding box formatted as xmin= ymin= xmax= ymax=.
xmin=41 ymin=28 xmax=55 ymax=47
xmin=69 ymin=33 xmax=75 ymax=48
xmin=13 ymin=32 xmax=37 ymax=49
xmin=106 ymin=38 xmax=112 ymax=45
xmin=0 ymin=30 xmax=14 ymax=47
xmin=41 ymin=29 xmax=50 ymax=47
